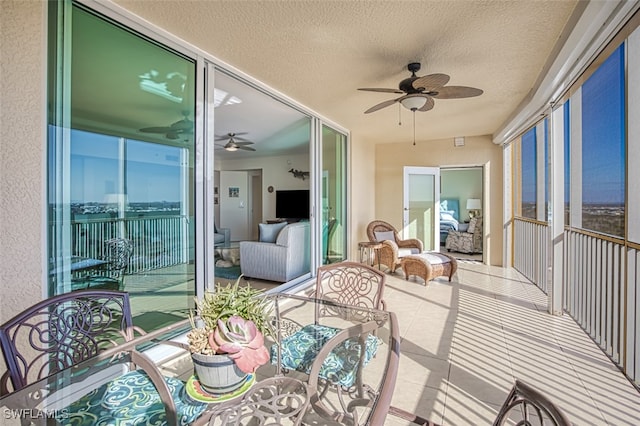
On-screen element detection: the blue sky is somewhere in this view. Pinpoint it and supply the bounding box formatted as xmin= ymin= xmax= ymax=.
xmin=70 ymin=130 xmax=183 ymax=203
xmin=523 ymin=44 xmax=625 ymax=206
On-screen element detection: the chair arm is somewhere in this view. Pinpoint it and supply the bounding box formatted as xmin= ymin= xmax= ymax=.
xmin=380 ymin=239 xmax=399 ymax=257
xmin=130 ymin=349 xmax=179 ymax=426
xmin=398 ymin=238 xmax=424 ymax=251
xmin=220 ymin=228 xmax=231 ymax=244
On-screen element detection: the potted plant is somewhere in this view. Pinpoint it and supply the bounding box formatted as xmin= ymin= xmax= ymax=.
xmin=187 ymin=277 xmax=272 ymax=394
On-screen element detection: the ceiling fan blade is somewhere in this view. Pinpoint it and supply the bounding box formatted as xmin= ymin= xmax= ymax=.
xmin=170 ymin=120 xmax=193 ymax=131
xmin=237 ymin=145 xmax=256 ymax=151
xmin=412 ymin=73 xmax=450 ymax=92
xmin=418 ymin=96 xmax=435 ymax=112
xmin=166 ymin=132 xmax=181 ymax=140
xmin=433 ymin=86 xmax=483 ymax=99
xmin=234 ymin=141 xmax=254 ymax=145
xmin=232 ymin=136 xmax=253 ymax=143
xmin=364 ymin=98 xmax=401 ymax=114
xmin=140 ymin=126 xmax=172 ymax=133
xmin=358 ymin=88 xmax=404 ymax=94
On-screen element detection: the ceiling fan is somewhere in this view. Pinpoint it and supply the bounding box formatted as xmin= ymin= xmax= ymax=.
xmin=139 ymin=111 xmax=193 ymax=140
xmin=215 ymin=132 xmax=256 ymax=152
xmin=358 ymin=62 xmax=483 ymax=114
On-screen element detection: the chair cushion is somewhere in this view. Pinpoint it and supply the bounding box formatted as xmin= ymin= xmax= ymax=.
xmin=259 ymin=222 xmax=288 ymax=243
xmin=272 ymin=324 xmax=381 ymax=388
xmin=374 ymin=230 xmax=395 ymax=242
xmin=398 ymin=247 xmax=421 ymax=257
xmin=65 ymin=370 xmax=206 ymax=425
xmin=420 ymin=252 xmax=452 ymax=265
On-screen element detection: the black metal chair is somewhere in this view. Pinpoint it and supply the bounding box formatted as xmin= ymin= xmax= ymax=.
xmin=387 ymin=379 xmax=571 ymax=426
xmin=72 ymin=238 xmax=133 ymax=291
xmin=0 ymin=290 xmax=204 ymax=425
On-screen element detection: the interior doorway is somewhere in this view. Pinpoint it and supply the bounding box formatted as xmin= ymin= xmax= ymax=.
xmin=440 ymin=167 xmax=484 ymax=262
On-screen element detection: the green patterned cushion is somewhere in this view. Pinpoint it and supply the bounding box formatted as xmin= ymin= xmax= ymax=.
xmin=272 ymin=324 xmax=381 ymax=387
xmin=64 ymin=370 xmax=206 ymax=425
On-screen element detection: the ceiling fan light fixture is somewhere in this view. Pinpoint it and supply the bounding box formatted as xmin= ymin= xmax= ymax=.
xmin=225 ymin=145 xmax=238 ymax=152
xmin=400 ymin=96 xmax=427 ymax=111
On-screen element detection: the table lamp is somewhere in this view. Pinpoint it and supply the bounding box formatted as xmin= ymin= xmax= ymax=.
xmin=466 ymin=198 xmax=481 ymax=219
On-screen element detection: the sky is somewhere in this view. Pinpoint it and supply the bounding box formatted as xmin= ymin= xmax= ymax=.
xmin=70 ymin=130 xmax=184 ymax=203
xmin=522 ymin=44 xmax=625 ymax=206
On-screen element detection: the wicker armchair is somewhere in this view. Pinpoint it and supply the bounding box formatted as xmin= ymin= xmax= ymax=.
xmin=366 ymin=220 xmax=423 ymax=272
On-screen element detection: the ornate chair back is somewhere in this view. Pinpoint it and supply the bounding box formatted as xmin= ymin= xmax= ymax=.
xmin=103 ymin=237 xmax=134 ymax=278
xmin=315 ymin=261 xmax=387 ymax=315
xmin=0 ymin=290 xmax=134 ymax=394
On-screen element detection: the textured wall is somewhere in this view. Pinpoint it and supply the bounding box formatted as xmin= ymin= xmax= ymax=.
xmin=0 ymin=2 xmax=46 ymax=324
xmin=374 ymin=136 xmax=503 ymax=266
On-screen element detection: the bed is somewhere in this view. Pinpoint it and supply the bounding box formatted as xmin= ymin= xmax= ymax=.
xmin=439 ymin=198 xmax=460 ymax=245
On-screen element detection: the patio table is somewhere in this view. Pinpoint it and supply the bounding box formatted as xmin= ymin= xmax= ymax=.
xmin=0 ymin=294 xmax=399 ymax=425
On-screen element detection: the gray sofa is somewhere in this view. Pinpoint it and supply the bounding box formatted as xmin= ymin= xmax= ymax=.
xmin=214 ymin=226 xmax=230 ymax=246
xmin=239 ymin=222 xmax=310 ymax=282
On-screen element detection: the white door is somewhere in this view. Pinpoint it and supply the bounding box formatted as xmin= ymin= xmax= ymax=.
xmin=403 ymin=167 xmax=440 ymax=252
xmin=220 ymin=171 xmax=250 ymax=241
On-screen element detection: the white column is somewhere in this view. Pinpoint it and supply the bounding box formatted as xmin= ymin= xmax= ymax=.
xmin=549 ymin=105 xmax=565 ymax=315
xmin=536 ymin=122 xmax=546 ymax=222
xmin=570 ymin=89 xmax=582 ymax=228
xmin=503 ymin=144 xmax=513 ymax=268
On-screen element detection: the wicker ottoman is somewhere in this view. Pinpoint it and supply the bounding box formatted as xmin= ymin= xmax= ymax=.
xmin=400 ymin=252 xmax=458 ymax=284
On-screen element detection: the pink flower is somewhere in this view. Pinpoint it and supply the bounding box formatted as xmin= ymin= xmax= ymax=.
xmin=210 ymin=315 xmax=270 ymax=373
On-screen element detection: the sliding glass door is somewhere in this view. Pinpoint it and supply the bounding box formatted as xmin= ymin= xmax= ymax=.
xmin=321 ymin=125 xmax=347 ymax=264
xmin=48 ymin=2 xmax=196 ymax=330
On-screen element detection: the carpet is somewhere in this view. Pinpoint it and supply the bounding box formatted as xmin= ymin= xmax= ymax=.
xmin=215 ymin=265 xmax=241 ymax=280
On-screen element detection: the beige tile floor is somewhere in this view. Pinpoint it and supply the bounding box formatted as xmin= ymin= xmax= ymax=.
xmin=383 ymin=259 xmax=640 ymax=426
xmin=125 ymin=260 xmax=640 ymax=425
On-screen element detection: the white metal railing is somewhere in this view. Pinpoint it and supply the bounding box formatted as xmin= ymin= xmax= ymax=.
xmin=563 ymin=229 xmax=631 ymax=379
xmin=513 ymin=218 xmax=549 ymax=292
xmin=516 ymin=221 xmax=640 ymax=387
xmin=72 ymin=215 xmax=189 ymax=273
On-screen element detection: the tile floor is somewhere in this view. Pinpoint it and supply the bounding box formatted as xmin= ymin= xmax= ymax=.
xmin=125 ymin=259 xmax=640 ymax=425
xmin=382 ymin=259 xmax=640 ymax=425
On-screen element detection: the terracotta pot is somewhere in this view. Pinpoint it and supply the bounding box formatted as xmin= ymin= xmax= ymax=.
xmin=191 ymin=352 xmax=248 ymax=394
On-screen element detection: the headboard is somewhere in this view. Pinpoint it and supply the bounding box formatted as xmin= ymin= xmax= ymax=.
xmin=440 ymin=198 xmax=460 ymax=221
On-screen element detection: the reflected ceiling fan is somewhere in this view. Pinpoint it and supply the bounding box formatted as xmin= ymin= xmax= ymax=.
xmin=139 ymin=110 xmax=193 ymax=140
xmin=215 ymin=132 xmax=256 ymax=152
xmin=358 ymin=62 xmax=483 ymax=113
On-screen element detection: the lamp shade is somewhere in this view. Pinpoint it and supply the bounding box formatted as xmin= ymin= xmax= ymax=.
xmin=466 ymin=198 xmax=481 ymax=210
xmin=400 ymin=96 xmax=427 ymax=111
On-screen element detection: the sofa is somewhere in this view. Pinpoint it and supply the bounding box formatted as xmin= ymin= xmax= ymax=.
xmin=214 ymin=225 xmax=230 ymax=247
xmin=239 ymin=221 xmax=310 ymax=282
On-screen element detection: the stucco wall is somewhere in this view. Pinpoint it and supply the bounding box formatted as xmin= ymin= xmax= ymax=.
xmin=374 ymin=136 xmax=503 ymax=266
xmin=0 ymin=2 xmax=47 ymax=320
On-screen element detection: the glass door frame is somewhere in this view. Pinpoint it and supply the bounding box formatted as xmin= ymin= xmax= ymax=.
xmin=403 ymin=166 xmax=441 ymax=251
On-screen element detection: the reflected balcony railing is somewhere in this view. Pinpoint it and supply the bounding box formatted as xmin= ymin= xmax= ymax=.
xmin=72 ymin=215 xmax=190 ymax=274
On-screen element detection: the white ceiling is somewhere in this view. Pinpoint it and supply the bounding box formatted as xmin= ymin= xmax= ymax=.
xmin=111 ymin=0 xmax=579 ymax=148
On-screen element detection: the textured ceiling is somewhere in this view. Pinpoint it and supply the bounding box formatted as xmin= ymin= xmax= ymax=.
xmin=113 ymin=0 xmax=578 ymax=145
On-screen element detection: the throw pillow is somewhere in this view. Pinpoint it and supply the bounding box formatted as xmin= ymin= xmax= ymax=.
xmin=467 ymin=217 xmax=478 ymax=234
xmin=374 ymin=230 xmax=395 ymax=242
xmin=259 ymin=222 xmax=288 ymax=243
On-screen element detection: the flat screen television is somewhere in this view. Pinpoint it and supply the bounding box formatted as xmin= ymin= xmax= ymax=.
xmin=275 ymin=190 xmax=310 ymax=220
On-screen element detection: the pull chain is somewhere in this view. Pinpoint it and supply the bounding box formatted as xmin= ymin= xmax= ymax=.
xmin=398 ymin=103 xmax=402 ymax=126
xmin=413 ymin=110 xmax=416 ymax=146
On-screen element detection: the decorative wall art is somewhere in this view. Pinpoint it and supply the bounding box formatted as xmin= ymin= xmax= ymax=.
xmin=288 ymin=169 xmax=309 ymax=180
xmin=229 ymin=187 xmax=239 ymax=198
